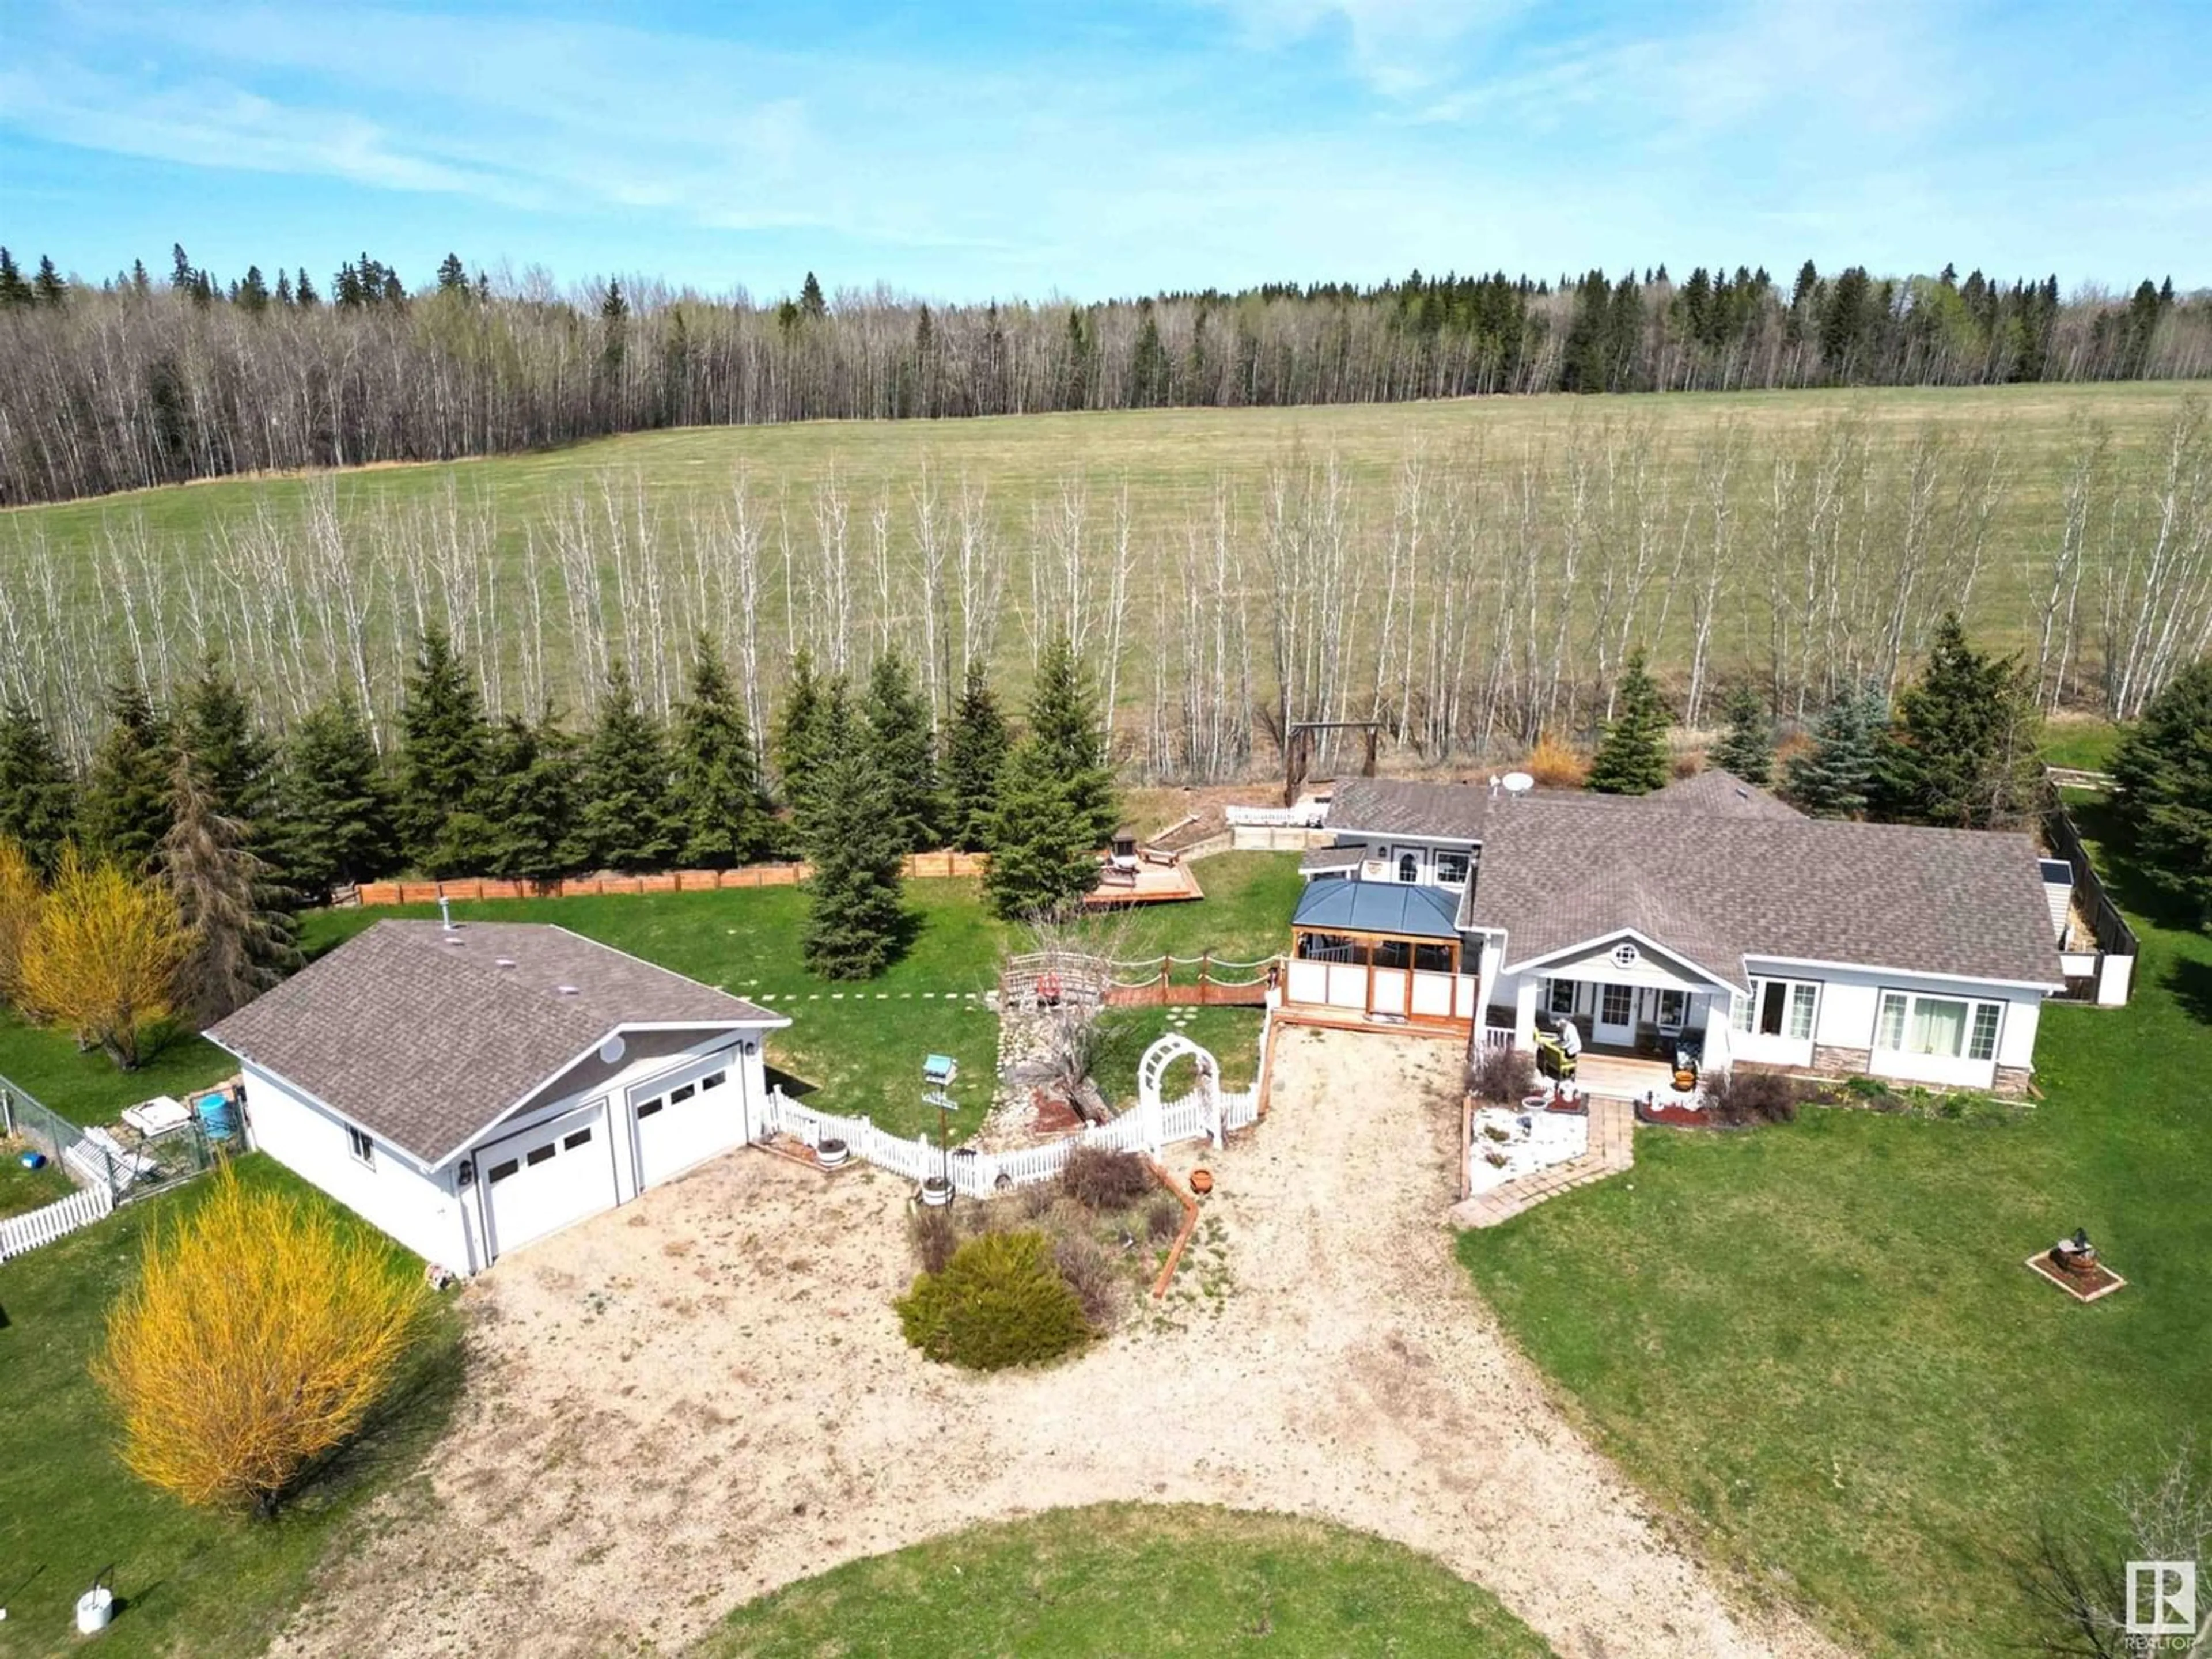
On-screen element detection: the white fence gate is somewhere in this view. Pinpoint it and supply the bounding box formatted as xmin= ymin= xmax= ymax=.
xmin=757 ymin=1018 xmax=1270 ymax=1199
xmin=0 ymin=1181 xmax=115 ymax=1261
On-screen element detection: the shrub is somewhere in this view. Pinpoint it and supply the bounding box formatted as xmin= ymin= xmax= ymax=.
xmin=1060 ymin=1144 xmax=1154 ymax=1213
xmin=17 ymin=844 xmax=188 ymax=1069
xmin=908 ymin=1202 xmax=961 ymax=1275
xmin=1523 ymin=733 xmax=1588 ymax=789
xmin=1704 ymin=1069 xmax=1802 ymax=1126
xmin=895 ymin=1229 xmax=1092 ymax=1370
xmin=94 ymin=1164 xmax=432 ymax=1515
xmin=1145 ymin=1193 xmax=1183 ymax=1244
xmin=1468 ymin=1044 xmax=1535 ymax=1104
xmin=1052 ymin=1230 xmax=1122 ymax=1327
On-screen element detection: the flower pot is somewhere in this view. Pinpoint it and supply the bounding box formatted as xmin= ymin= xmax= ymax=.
xmin=920 ymin=1175 xmax=953 ymax=1207
xmin=1188 ymin=1169 xmax=1214 ymax=1196
xmin=816 ymin=1138 xmax=849 ymax=1171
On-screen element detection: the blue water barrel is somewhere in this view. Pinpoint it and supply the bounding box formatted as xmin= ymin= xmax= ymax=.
xmin=17 ymin=1149 xmax=45 ymax=1171
xmin=196 ymin=1092 xmax=237 ymax=1141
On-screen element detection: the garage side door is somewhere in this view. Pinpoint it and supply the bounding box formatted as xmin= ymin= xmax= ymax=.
xmin=479 ymin=1099 xmax=616 ymax=1258
xmin=631 ymin=1052 xmax=743 ymax=1190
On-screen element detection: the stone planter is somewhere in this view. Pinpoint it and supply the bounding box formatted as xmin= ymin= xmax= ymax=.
xmin=920 ymin=1175 xmax=953 ymax=1207
xmin=815 ymin=1138 xmax=849 ymax=1171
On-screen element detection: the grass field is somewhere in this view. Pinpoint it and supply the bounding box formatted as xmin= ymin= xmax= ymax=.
xmin=9 ymin=383 xmax=2203 ymax=735
xmin=695 ymin=1504 xmax=1553 ymax=1658
xmin=1459 ymin=802 xmax=2212 ymax=1656
xmin=0 ymin=1155 xmax=464 ymax=1659
xmin=0 ymin=854 xmax=1300 ymax=1146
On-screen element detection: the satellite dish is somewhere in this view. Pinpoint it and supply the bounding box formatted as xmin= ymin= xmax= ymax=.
xmin=1501 ymin=771 xmax=1536 ymax=796
xmin=598 ymin=1034 xmax=627 ymax=1065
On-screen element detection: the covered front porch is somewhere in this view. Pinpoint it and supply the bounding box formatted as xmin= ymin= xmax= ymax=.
xmin=1481 ymin=932 xmax=1741 ymax=1084
xmin=1283 ymin=879 xmax=1480 ymax=1031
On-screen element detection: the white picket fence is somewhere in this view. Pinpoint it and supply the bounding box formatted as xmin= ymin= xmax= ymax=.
xmin=759 ymin=1021 xmax=1268 ymax=1199
xmin=0 ymin=1180 xmax=115 ymax=1262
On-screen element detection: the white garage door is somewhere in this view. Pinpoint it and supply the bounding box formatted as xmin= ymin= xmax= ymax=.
xmin=479 ymin=1098 xmax=616 ymax=1257
xmin=632 ymin=1054 xmax=743 ymax=1189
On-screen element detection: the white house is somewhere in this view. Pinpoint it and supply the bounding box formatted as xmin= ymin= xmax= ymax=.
xmin=205 ymin=920 xmax=789 ymax=1272
xmin=1285 ymin=772 xmax=2065 ymax=1094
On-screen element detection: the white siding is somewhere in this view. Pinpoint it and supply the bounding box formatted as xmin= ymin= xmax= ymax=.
xmin=1746 ymin=959 xmax=2046 ymax=1090
xmin=241 ymin=1062 xmax=468 ymax=1270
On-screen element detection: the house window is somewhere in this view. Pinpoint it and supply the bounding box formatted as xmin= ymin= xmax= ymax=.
xmin=1547 ymin=979 xmax=1577 ymax=1017
xmin=1611 ymin=942 xmax=1640 ymax=969
xmin=1434 ymin=851 xmax=1470 ymax=886
xmin=1600 ymin=984 xmax=1634 ymax=1027
xmin=1657 ymin=990 xmax=1688 ymax=1029
xmin=1397 ymin=852 xmax=1420 ymax=883
xmin=1876 ymin=990 xmax=2006 ymax=1061
xmin=1969 ymin=1002 xmax=2003 ymax=1062
xmin=346 ymin=1126 xmax=374 ymax=1168
xmin=1789 ymin=983 xmax=1819 ymax=1041
xmin=1736 ymin=976 xmax=1821 ymax=1040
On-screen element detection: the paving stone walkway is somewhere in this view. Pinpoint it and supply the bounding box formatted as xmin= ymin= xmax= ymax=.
xmin=1450 ymin=1096 xmax=1636 ymax=1228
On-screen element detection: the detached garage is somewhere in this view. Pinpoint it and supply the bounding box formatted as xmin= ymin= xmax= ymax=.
xmin=205 ymin=919 xmax=788 ymax=1272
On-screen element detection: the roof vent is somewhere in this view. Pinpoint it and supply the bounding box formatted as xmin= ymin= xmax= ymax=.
xmin=556 ymin=984 xmax=581 ymax=996
xmin=444 ymin=934 xmax=466 ymax=946
xmin=494 ymin=957 xmax=517 ymax=968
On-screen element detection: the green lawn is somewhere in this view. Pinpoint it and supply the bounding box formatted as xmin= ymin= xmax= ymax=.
xmin=297 ymin=853 xmax=1301 ymax=1142
xmin=0 ymin=1155 xmax=464 ymax=1659
xmin=0 ymin=1141 xmax=74 ymax=1217
xmin=695 ymin=1504 xmax=1552 ymax=1658
xmin=2039 ymin=715 xmax=2125 ymax=772
xmin=1459 ymin=803 xmax=2212 ymax=1656
xmin=0 ymin=1012 xmax=232 ymax=1139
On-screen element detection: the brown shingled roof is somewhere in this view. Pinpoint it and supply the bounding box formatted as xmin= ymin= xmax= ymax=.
xmin=1459 ymin=796 xmax=2064 ymax=991
xmin=1653 ymin=768 xmax=1806 ymax=820
xmin=1324 ymin=777 xmax=1498 ymax=840
xmin=206 ymin=921 xmax=784 ymax=1165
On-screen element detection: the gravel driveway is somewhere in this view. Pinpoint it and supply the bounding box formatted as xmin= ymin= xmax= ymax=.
xmin=277 ymin=1025 xmax=1842 ymax=1659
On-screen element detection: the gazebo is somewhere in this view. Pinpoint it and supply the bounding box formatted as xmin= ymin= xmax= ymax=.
xmin=1285 ymin=880 xmax=1476 ymax=1028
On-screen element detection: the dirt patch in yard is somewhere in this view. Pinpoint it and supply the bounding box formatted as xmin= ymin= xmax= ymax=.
xmin=274 ymin=1027 xmax=1842 ymax=1659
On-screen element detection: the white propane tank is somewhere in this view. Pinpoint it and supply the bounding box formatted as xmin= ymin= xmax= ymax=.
xmin=75 ymin=1581 xmax=114 ymax=1635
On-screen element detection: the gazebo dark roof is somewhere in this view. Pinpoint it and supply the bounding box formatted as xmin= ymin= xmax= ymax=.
xmin=1291 ymin=879 xmax=1461 ymax=940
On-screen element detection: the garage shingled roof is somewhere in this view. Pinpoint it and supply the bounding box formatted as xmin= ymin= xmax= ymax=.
xmin=205 ymin=921 xmax=784 ymax=1166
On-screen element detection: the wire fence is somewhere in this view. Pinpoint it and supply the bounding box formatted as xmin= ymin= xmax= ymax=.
xmin=1 ymin=1071 xmax=221 ymax=1204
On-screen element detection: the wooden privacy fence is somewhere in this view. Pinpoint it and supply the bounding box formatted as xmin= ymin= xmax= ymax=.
xmin=353 ymin=850 xmax=989 ymax=907
xmin=0 ymin=1181 xmax=113 ymax=1262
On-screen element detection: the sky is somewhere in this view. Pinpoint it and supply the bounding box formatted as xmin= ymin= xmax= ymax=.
xmin=2 ymin=0 xmax=2209 ymax=305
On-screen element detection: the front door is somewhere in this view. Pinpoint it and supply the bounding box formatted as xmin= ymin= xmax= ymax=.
xmin=1592 ymin=982 xmax=1637 ymax=1047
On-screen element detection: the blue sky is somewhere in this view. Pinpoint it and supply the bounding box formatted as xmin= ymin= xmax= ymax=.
xmin=2 ymin=0 xmax=2207 ymax=304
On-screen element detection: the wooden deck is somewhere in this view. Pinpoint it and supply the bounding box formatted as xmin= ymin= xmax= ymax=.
xmin=1084 ymin=859 xmax=1206 ymax=907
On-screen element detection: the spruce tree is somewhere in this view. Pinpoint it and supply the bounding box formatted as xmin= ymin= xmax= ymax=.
xmin=181 ymin=657 xmax=280 ymax=828
xmin=1586 ymin=647 xmax=1671 ymax=794
xmin=2110 ymin=656 xmax=2212 ymax=926
xmin=800 ymin=694 xmax=907 ymax=980
xmin=1024 ymin=635 xmax=1118 ymax=847
xmin=1709 ymin=685 xmax=1775 ymax=785
xmin=864 ymin=649 xmax=941 ymax=853
xmin=577 ymin=662 xmax=679 ymax=872
xmin=984 ymin=739 xmax=1102 ymax=921
xmin=1873 ymin=613 xmax=2043 ymax=828
xmin=1785 ymin=682 xmax=1887 ymax=819
xmin=397 ymin=626 xmax=494 ymax=869
xmin=278 ymin=699 xmax=395 ymax=903
xmin=772 ymin=649 xmax=832 ymax=821
xmin=161 ymin=745 xmax=298 ymax=1025
xmin=483 ymin=714 xmax=582 ymax=885
xmin=81 ymin=680 xmax=174 ymax=872
xmin=0 ymin=702 xmax=78 ymax=875
xmin=942 ymin=660 xmax=1010 ymax=851
xmin=674 ymin=642 xmax=770 ymax=868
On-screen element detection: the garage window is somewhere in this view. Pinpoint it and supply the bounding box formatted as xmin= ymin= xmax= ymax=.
xmin=346 ymin=1126 xmax=375 ymax=1168
xmin=525 ymin=1143 xmax=556 ymax=1166
xmin=670 ymin=1082 xmax=696 ymax=1105
xmin=701 ymin=1071 xmax=727 ymax=1091
xmin=637 ymin=1097 xmax=664 ymax=1119
xmin=487 ymin=1158 xmax=519 ymax=1183
xmin=563 ymin=1127 xmax=593 ymax=1150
